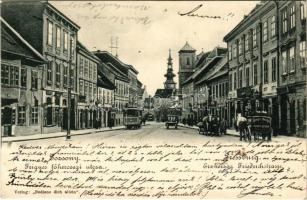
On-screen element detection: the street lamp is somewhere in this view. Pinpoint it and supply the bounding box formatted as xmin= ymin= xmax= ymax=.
xmin=66 ymin=33 xmax=75 ymax=141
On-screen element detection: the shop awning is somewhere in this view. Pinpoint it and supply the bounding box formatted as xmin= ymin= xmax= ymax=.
xmin=1 ymin=98 xmax=18 ymax=107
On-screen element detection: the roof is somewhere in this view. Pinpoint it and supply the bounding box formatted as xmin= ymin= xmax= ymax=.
xmin=94 ymin=50 xmax=130 ymax=83
xmin=194 ymin=51 xmax=211 ymax=69
xmin=137 ymin=79 xmax=143 ymax=88
xmin=1 ymin=17 xmax=46 ymax=63
xmin=154 ymin=88 xmax=177 ymax=98
xmin=207 ymin=56 xmax=228 ymax=81
xmin=195 ymin=55 xmax=228 ymax=85
xmin=179 ymin=41 xmax=196 ymax=52
xmin=77 ymin=41 xmax=100 ymax=63
xmin=93 ymin=50 xmax=138 ymax=74
xmin=97 ymin=73 xmax=116 ymax=90
xmin=183 ymin=56 xmax=222 ymax=85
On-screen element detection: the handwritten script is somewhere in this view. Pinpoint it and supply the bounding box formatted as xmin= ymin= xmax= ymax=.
xmin=178 ymin=4 xmax=235 ymax=21
xmin=1 ymin=140 xmax=306 ymax=199
xmin=63 ymin=2 xmax=151 ymax=25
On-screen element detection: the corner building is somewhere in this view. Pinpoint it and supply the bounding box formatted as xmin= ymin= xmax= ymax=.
xmin=2 ymin=1 xmax=80 ymax=133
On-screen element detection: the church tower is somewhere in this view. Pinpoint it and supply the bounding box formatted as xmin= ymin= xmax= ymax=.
xmin=164 ymin=49 xmax=176 ymax=90
xmin=178 ymin=41 xmax=196 ymax=94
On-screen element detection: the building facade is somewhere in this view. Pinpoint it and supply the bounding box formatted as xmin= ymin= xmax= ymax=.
xmin=2 ymin=1 xmax=80 ymax=134
xmin=97 ymin=69 xmax=116 ymax=128
xmin=94 ymin=50 xmax=130 ymax=126
xmin=1 ymin=18 xmax=47 ymax=136
xmin=76 ymin=41 xmax=99 ymax=130
xmin=224 ymin=1 xmax=306 ymax=136
xmin=127 ymin=66 xmax=139 ymax=107
xmin=277 ymin=1 xmax=306 ymax=136
xmin=181 ymin=47 xmax=227 ymax=121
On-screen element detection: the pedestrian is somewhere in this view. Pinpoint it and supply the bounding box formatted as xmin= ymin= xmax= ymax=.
xmin=142 ymin=116 xmax=146 ymax=125
xmin=108 ymin=117 xmax=114 ymax=129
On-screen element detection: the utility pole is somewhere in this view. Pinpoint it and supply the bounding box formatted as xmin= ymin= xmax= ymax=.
xmin=66 ymin=34 xmax=74 ymax=141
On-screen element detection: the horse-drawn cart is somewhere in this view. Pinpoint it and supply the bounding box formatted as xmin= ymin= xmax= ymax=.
xmin=198 ymin=116 xmax=226 ymax=136
xmin=165 ymin=108 xmax=180 ymax=129
xmin=247 ymin=114 xmax=272 ymax=141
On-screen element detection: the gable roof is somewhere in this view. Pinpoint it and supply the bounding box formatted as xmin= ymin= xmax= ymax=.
xmin=194 ymin=51 xmax=211 ymax=69
xmin=195 ymin=55 xmax=228 ymax=85
xmin=179 ymin=41 xmax=196 ymax=52
xmin=1 ymin=17 xmax=46 ymax=63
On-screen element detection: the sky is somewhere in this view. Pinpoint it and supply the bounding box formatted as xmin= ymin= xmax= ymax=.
xmin=51 ymin=1 xmax=259 ymax=96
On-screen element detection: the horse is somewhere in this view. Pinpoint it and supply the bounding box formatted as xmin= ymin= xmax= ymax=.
xmin=199 ymin=116 xmax=209 ymax=135
xmin=237 ymin=114 xmax=251 ymax=142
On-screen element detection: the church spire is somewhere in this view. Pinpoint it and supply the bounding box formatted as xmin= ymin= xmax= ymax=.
xmin=164 ymin=49 xmax=176 ymax=90
xmin=167 ymin=49 xmax=173 ymax=67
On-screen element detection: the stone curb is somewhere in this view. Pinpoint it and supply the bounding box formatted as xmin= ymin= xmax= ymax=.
xmin=177 ymin=124 xmax=240 ymax=137
xmin=2 ymin=126 xmax=126 ymax=143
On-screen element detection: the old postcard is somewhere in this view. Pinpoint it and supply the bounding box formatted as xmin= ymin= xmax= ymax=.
xmin=0 ymin=0 xmax=306 ymax=199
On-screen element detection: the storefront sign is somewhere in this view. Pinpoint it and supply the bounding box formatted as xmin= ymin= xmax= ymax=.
xmin=237 ymin=87 xmax=253 ymax=98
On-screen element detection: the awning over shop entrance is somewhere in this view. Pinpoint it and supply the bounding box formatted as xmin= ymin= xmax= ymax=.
xmin=1 ymin=98 xmax=18 ymax=107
